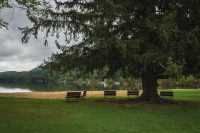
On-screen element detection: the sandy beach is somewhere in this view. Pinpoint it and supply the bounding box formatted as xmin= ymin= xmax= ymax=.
xmin=0 ymin=90 xmax=131 ymax=99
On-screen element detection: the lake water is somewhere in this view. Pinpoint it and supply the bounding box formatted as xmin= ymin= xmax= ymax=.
xmin=0 ymin=87 xmax=31 ymax=93
xmin=0 ymin=82 xmax=120 ymax=93
xmin=0 ymin=83 xmax=63 ymax=93
xmin=0 ymin=83 xmax=197 ymax=93
xmin=0 ymin=83 xmax=86 ymax=93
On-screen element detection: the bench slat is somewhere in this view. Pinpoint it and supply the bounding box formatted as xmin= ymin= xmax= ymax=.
xmin=127 ymin=91 xmax=139 ymax=96
xmin=104 ymin=91 xmax=116 ymax=98
xmin=160 ymin=91 xmax=173 ymax=96
xmin=66 ymin=92 xmax=81 ymax=101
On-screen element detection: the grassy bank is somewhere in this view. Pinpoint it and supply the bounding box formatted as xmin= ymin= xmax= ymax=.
xmin=0 ymin=89 xmax=200 ymax=133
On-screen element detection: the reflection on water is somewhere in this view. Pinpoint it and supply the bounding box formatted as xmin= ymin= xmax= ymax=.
xmin=0 ymin=83 xmax=83 ymax=92
xmin=0 ymin=87 xmax=31 ymax=93
xmin=0 ymin=82 xmax=122 ymax=93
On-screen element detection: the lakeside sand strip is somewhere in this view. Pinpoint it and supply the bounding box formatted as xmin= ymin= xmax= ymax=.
xmin=0 ymin=90 xmax=132 ymax=99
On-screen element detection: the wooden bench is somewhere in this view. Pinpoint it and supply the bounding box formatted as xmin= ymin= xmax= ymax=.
xmin=160 ymin=91 xmax=173 ymax=98
xmin=127 ymin=90 xmax=139 ymax=98
xmin=66 ymin=92 xmax=82 ymax=101
xmin=104 ymin=90 xmax=116 ymax=99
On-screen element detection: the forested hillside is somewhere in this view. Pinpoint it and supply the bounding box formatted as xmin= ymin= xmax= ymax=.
xmin=0 ymin=68 xmax=53 ymax=84
xmin=0 ymin=67 xmax=199 ymax=90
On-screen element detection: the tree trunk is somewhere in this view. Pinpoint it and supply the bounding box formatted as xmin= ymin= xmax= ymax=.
xmin=139 ymin=73 xmax=160 ymax=101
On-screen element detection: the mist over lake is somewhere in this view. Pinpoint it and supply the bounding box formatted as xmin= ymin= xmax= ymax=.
xmin=0 ymin=82 xmax=92 ymax=93
xmin=0 ymin=86 xmax=31 ymax=93
xmin=0 ymin=83 xmax=64 ymax=93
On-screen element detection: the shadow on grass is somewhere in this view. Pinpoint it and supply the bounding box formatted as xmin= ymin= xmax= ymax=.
xmin=95 ymin=97 xmax=178 ymax=105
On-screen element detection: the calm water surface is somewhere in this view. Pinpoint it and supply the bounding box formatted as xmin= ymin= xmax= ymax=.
xmin=0 ymin=83 xmax=83 ymax=93
xmin=0 ymin=86 xmax=31 ymax=93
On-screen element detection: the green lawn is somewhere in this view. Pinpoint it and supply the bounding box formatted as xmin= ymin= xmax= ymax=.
xmin=0 ymin=89 xmax=200 ymax=133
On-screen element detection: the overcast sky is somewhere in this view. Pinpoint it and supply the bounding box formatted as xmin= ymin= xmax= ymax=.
xmin=0 ymin=4 xmax=59 ymax=72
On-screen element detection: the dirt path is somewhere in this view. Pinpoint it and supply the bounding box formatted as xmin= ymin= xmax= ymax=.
xmin=0 ymin=90 xmax=131 ymax=99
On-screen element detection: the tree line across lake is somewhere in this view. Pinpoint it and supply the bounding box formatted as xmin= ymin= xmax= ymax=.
xmin=0 ymin=67 xmax=199 ymax=91
xmin=0 ymin=68 xmax=51 ymax=84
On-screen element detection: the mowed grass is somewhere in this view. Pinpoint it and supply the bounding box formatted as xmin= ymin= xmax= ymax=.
xmin=0 ymin=89 xmax=200 ymax=133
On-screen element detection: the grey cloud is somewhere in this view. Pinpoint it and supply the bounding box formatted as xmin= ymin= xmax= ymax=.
xmin=0 ymin=0 xmax=63 ymax=72
xmin=0 ymin=9 xmax=59 ymax=72
xmin=0 ymin=26 xmax=59 ymax=71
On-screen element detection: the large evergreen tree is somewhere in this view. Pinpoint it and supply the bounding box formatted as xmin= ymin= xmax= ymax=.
xmin=19 ymin=0 xmax=200 ymax=101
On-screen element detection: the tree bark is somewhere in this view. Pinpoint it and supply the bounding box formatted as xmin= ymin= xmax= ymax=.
xmin=139 ymin=73 xmax=160 ymax=101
